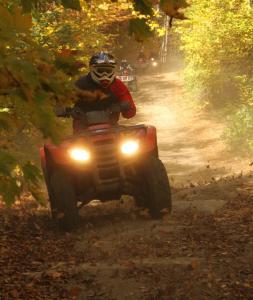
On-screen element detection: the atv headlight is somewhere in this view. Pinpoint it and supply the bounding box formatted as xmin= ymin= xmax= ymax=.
xmin=69 ymin=148 xmax=90 ymax=162
xmin=121 ymin=140 xmax=139 ymax=156
xmin=152 ymin=62 xmax=158 ymax=67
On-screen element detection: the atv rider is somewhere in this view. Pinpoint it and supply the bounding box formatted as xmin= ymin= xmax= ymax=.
xmin=74 ymin=52 xmax=136 ymax=132
xmin=119 ymin=59 xmax=134 ymax=73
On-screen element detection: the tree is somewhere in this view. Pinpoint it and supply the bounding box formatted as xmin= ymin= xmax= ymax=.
xmin=0 ymin=0 xmax=188 ymax=205
xmin=177 ymin=0 xmax=253 ymax=151
xmin=0 ymin=3 xmax=75 ymax=205
xmin=0 ymin=0 xmax=128 ymax=205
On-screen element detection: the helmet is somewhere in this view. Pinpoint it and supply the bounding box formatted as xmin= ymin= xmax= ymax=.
xmin=89 ymin=52 xmax=117 ymax=87
xmin=120 ymin=59 xmax=128 ymax=68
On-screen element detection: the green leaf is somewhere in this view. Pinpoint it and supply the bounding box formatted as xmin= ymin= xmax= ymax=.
xmin=129 ymin=18 xmax=153 ymax=41
xmin=30 ymin=186 xmax=46 ymax=206
xmin=0 ymin=111 xmax=11 ymax=131
xmin=0 ymin=176 xmax=20 ymax=206
xmin=23 ymin=162 xmax=45 ymax=206
xmin=35 ymin=91 xmax=48 ymax=103
xmin=61 ymin=0 xmax=81 ymax=10
xmin=133 ymin=0 xmax=153 ymax=15
xmin=22 ymin=161 xmax=42 ymax=186
xmin=20 ymin=0 xmax=33 ymax=13
xmin=0 ymin=150 xmax=17 ymax=176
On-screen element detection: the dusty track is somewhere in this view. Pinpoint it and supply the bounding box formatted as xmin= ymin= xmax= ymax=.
xmin=130 ymin=71 xmax=252 ymax=186
xmin=1 ymin=70 xmax=253 ymax=300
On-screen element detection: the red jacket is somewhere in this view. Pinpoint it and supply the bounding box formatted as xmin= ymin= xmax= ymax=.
xmin=75 ymin=74 xmax=136 ymax=119
xmin=110 ymin=78 xmax=136 ymax=118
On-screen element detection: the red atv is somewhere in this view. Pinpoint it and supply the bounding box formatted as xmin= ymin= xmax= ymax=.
xmin=117 ymin=66 xmax=138 ymax=92
xmin=40 ymin=105 xmax=171 ymax=230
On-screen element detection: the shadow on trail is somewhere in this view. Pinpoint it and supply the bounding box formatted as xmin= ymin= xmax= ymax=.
xmin=2 ymin=172 xmax=253 ymax=299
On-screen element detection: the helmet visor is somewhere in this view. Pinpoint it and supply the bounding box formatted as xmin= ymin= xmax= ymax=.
xmin=90 ymin=64 xmax=116 ymax=85
xmin=93 ymin=66 xmax=115 ymax=78
xmin=96 ymin=67 xmax=114 ymax=74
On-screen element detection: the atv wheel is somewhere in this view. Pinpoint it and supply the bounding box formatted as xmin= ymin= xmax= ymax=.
xmin=43 ymin=168 xmax=58 ymax=219
xmin=136 ymin=157 xmax=171 ymax=218
xmin=43 ymin=150 xmax=61 ymax=219
xmin=50 ymin=169 xmax=79 ymax=230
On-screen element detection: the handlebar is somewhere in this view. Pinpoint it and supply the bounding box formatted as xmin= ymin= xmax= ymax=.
xmin=54 ymin=102 xmax=131 ymax=119
xmin=54 ymin=107 xmax=72 ymax=118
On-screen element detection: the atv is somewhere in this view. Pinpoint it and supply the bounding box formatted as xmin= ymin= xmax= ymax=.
xmin=117 ymin=66 xmax=138 ymax=92
xmin=149 ymin=56 xmax=160 ymax=74
xmin=40 ymin=105 xmax=171 ymax=230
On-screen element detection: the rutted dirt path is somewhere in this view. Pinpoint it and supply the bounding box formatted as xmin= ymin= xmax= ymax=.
xmin=71 ymin=71 xmax=253 ymax=299
xmin=72 ymin=72 xmax=253 ymax=299
xmin=2 ymin=175 xmax=253 ymax=299
xmin=131 ymin=71 xmax=252 ymax=186
xmin=1 ymin=70 xmax=253 ymax=300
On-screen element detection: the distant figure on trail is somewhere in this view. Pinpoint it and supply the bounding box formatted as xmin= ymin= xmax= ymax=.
xmin=137 ymin=51 xmax=147 ymax=61
xmin=74 ymin=52 xmax=136 ymax=131
xmin=119 ymin=59 xmax=134 ymax=72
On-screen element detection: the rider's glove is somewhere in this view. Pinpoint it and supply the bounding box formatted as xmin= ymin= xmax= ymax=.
xmin=120 ymin=101 xmax=131 ymax=113
xmin=54 ymin=107 xmax=72 ymax=117
xmin=110 ymin=104 xmax=121 ymax=113
xmin=54 ymin=107 xmax=67 ymax=117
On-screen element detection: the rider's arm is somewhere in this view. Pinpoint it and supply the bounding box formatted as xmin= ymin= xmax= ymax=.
xmin=110 ymin=78 xmax=136 ymax=119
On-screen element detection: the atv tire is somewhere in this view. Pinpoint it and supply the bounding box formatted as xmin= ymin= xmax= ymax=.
xmin=43 ymin=168 xmax=58 ymax=219
xmin=43 ymin=149 xmax=61 ymax=219
xmin=136 ymin=157 xmax=172 ymax=218
xmin=50 ymin=169 xmax=79 ymax=231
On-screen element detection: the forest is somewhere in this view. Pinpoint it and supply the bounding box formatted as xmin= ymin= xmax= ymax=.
xmin=1 ymin=0 xmax=253 ymax=299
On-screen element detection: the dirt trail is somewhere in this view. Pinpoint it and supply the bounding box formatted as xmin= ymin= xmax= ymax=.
xmin=130 ymin=71 xmax=252 ymax=186
xmin=2 ymin=70 xmax=253 ymax=300
xmin=70 ymin=71 xmax=253 ymax=299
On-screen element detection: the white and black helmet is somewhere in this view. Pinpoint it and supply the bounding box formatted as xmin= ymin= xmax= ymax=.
xmin=89 ymin=52 xmax=117 ymax=85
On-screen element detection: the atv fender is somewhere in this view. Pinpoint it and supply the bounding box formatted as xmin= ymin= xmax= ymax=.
xmin=143 ymin=126 xmax=158 ymax=155
xmin=43 ymin=143 xmax=77 ymax=166
xmin=40 ymin=147 xmax=46 ymax=173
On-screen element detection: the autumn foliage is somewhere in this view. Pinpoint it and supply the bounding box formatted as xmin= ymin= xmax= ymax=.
xmin=177 ymin=0 xmax=253 ymax=152
xmin=0 ymin=0 xmax=188 ymax=205
xmin=0 ymin=0 xmax=125 ymax=205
